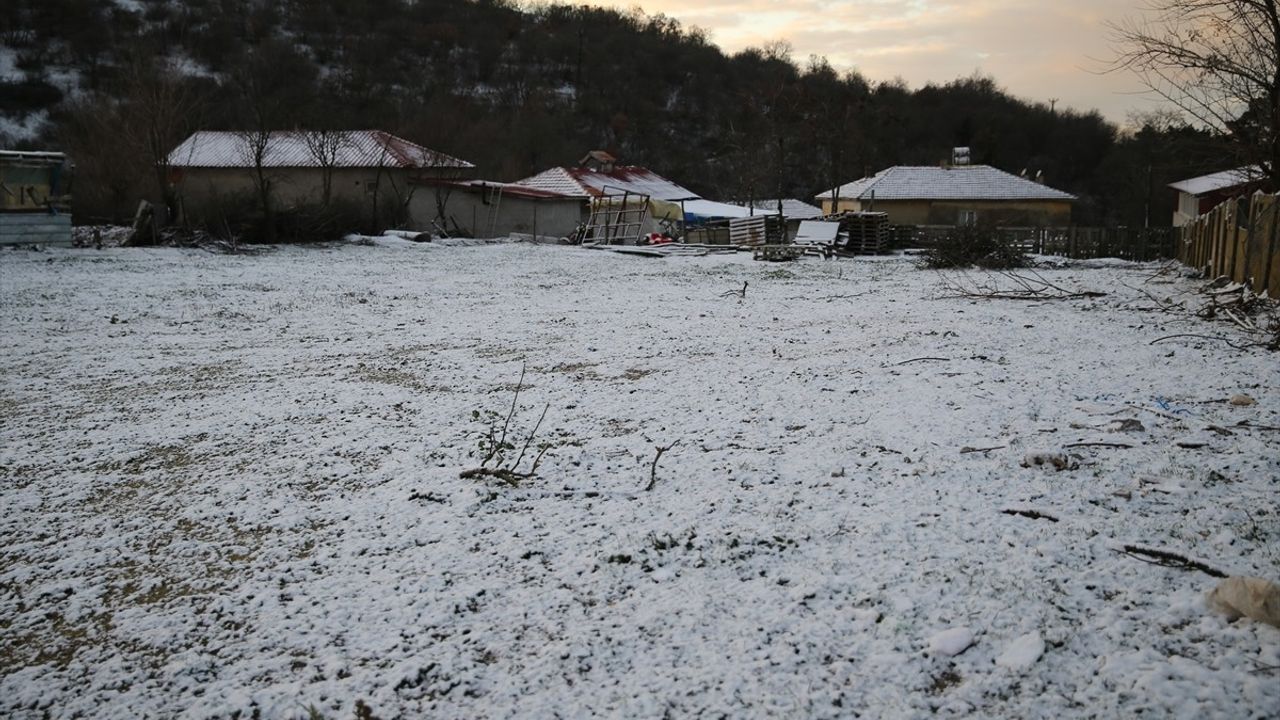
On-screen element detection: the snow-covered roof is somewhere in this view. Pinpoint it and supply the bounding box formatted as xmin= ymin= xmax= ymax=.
xmin=166 ymin=130 xmax=474 ymax=170
xmin=734 ymin=198 xmax=826 ymax=219
xmin=1168 ymin=166 xmax=1264 ymax=196
xmin=821 ymin=165 xmax=1076 ymax=202
xmin=682 ymin=199 xmax=753 ymax=220
xmin=517 ymin=165 xmax=699 ymax=201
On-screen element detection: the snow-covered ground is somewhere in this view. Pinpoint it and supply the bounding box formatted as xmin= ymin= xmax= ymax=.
xmin=1 ymin=240 xmax=1277 ymax=719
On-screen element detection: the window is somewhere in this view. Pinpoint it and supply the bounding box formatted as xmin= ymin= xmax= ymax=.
xmin=959 ymin=210 xmax=977 ymax=226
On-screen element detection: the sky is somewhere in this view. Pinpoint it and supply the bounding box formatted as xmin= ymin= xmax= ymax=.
xmin=573 ymin=0 xmax=1163 ymax=124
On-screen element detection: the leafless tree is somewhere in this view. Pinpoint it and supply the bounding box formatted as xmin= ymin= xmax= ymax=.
xmin=1110 ymin=0 xmax=1280 ymax=182
xmin=229 ymin=39 xmax=316 ymax=243
xmin=59 ymin=97 xmax=144 ymax=222
xmin=299 ymin=128 xmax=350 ymax=208
xmin=236 ymin=127 xmax=276 ymax=243
xmin=118 ymin=57 xmax=204 ymax=224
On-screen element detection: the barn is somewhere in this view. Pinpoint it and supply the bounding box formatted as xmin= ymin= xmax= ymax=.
xmin=166 ymin=130 xmax=473 ymax=224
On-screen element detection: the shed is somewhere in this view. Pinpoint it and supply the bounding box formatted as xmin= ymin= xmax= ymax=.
xmin=1168 ymin=167 xmax=1266 ymax=226
xmin=0 ymin=150 xmax=72 ymax=246
xmin=166 ymin=130 xmax=474 ymax=222
xmin=408 ymin=179 xmax=582 ymax=239
xmin=515 ymin=161 xmax=699 ymax=202
xmin=817 ymin=165 xmax=1075 ymax=227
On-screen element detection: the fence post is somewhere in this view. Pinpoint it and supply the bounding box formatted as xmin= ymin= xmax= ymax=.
xmin=1267 ymin=197 xmax=1279 ymax=296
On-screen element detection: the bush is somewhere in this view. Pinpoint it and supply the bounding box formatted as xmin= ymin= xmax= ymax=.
xmin=922 ymin=223 xmax=1029 ymax=269
xmin=267 ymin=199 xmax=367 ymax=244
xmin=194 ymin=192 xmax=369 ymax=244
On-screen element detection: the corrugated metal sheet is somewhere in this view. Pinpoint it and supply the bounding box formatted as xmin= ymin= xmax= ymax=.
xmin=411 ymin=177 xmax=578 ymax=201
xmin=822 ymin=165 xmax=1076 ymax=202
xmin=0 ymin=213 xmax=72 ymax=245
xmin=735 ymin=198 xmax=825 ymax=219
xmin=166 ymin=130 xmax=474 ymax=169
xmin=517 ymin=165 xmax=699 ymax=201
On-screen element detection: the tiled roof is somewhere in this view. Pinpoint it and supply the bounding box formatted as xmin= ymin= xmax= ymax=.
xmin=517 ymin=166 xmax=699 ymax=201
xmin=821 ymin=165 xmax=1076 ymax=202
xmin=1168 ymin=166 xmax=1263 ymax=196
xmin=166 ymin=130 xmax=474 ymax=169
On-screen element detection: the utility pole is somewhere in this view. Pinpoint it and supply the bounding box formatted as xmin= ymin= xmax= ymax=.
xmin=1049 ymin=98 xmax=1059 ymax=114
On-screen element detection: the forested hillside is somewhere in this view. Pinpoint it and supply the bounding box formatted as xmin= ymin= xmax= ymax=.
xmin=0 ymin=0 xmax=1233 ymax=224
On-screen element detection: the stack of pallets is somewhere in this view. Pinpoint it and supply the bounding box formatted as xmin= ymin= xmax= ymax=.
xmin=838 ymin=212 xmax=890 ymax=254
xmin=729 ymin=215 xmax=786 ymax=247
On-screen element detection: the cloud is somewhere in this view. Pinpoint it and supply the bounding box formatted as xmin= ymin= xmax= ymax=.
xmin=569 ymin=0 xmax=1157 ymax=121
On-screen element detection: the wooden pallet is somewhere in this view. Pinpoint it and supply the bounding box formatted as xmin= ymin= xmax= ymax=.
xmin=730 ymin=214 xmax=786 ymax=247
xmin=753 ymin=244 xmax=803 ymax=262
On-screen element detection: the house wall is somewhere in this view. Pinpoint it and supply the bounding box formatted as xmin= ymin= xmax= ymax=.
xmin=821 ymin=198 xmax=1072 ymax=226
xmin=172 ymin=167 xmax=451 ymax=223
xmin=1173 ymin=191 xmax=1199 ymax=227
xmin=407 ymin=187 xmax=585 ymax=239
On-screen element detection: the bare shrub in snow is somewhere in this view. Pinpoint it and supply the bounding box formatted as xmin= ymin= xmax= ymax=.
xmin=460 ymin=364 xmax=552 ymax=485
xmin=922 ymin=223 xmax=1028 ymax=270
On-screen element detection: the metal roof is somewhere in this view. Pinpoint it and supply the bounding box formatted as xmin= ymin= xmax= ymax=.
xmin=734 ymin=198 xmax=826 ymax=219
xmin=166 ymin=130 xmax=474 ymax=170
xmin=821 ymin=165 xmax=1076 ymax=202
xmin=516 ymin=165 xmax=699 ymax=201
xmin=1168 ymin=166 xmax=1263 ymax=196
xmin=0 ymin=150 xmax=66 ymax=166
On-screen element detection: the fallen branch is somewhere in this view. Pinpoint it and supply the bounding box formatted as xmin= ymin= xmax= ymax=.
xmin=720 ymin=281 xmax=748 ymax=300
xmin=1115 ymin=545 xmax=1226 ymax=578
xmin=644 ymin=440 xmax=682 ymax=492
xmin=938 ymin=269 xmax=1107 ymax=301
xmin=1237 ymin=420 xmax=1280 ymax=432
xmin=1149 ymin=333 xmax=1256 ymax=350
xmin=459 ymin=466 xmax=533 ymax=486
xmin=960 ymin=445 xmax=1007 ymax=454
xmin=1001 ymin=509 xmax=1059 ymax=522
xmin=896 ymin=356 xmax=950 ymax=366
xmin=1063 ymin=441 xmax=1134 ymax=449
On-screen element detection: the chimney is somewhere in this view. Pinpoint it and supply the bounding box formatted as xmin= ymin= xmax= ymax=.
xmin=580 ymin=150 xmax=617 ymax=173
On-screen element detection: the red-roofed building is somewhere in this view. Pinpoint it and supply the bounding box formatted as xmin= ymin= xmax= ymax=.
xmin=515 ymin=151 xmax=699 ymax=202
xmin=166 ymin=130 xmax=473 ymax=223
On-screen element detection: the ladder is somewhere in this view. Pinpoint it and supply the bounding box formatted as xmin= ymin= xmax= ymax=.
xmin=583 ymin=190 xmax=650 ymax=245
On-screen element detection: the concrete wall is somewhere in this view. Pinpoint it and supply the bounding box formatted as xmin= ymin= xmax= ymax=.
xmin=408 ymin=187 xmax=585 ymax=239
xmin=821 ymin=198 xmax=1072 ymax=226
xmin=172 ymin=167 xmax=449 ymax=223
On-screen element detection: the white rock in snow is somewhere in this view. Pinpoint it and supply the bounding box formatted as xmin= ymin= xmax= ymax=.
xmin=927 ymin=627 xmax=975 ymax=657
xmin=996 ymin=632 xmax=1045 ymax=670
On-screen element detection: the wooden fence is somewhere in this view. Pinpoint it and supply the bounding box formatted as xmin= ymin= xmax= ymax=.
xmin=898 ymin=225 xmax=1176 ymax=261
xmin=1177 ymin=191 xmax=1280 ymax=297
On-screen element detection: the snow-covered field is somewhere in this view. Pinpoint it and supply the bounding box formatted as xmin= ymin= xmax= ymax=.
xmin=1 ymin=240 xmax=1277 ymax=719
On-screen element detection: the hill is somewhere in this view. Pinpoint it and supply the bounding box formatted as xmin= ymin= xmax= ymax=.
xmin=0 ymin=0 xmax=1225 ymax=224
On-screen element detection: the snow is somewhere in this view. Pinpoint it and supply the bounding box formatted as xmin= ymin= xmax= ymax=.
xmin=1 ymin=243 xmax=1278 ymax=718
xmin=0 ymin=109 xmax=48 ymax=145
xmin=1169 ymin=167 xmax=1264 ymax=196
xmin=0 ymin=45 xmax=22 ymax=82
xmin=928 ymin=627 xmax=975 ymax=657
xmin=996 ymin=632 xmax=1045 ymax=671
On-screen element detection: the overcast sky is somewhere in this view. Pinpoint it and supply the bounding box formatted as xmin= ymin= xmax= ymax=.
xmin=575 ymin=0 xmax=1164 ymax=124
